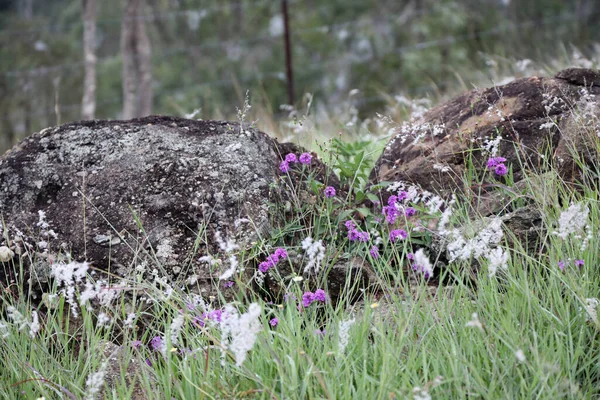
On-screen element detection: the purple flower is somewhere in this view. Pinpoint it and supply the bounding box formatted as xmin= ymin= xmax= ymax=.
xmin=150 ymin=336 xmax=163 ymax=352
xmin=397 ymin=191 xmax=408 ymax=201
xmin=407 ymin=252 xmax=415 ymax=261
xmin=279 ymin=161 xmax=290 ymax=173
xmin=389 ymin=229 xmax=408 ymax=242
xmin=324 ymin=186 xmax=336 ymax=198
xmin=344 ymin=220 xmax=356 ymax=230
xmin=494 ymin=164 xmax=508 ymax=176
xmin=387 ymin=195 xmax=398 ymax=206
xmin=487 ymin=158 xmax=499 ymax=169
xmin=223 ymin=280 xmax=234 ymax=288
xmin=301 ymin=290 xmax=327 ymax=307
xmin=299 ymin=152 xmax=312 ymax=164
xmin=356 ymin=231 xmax=370 ymax=242
xmin=193 ymin=315 xmax=206 ymax=327
xmin=269 ymin=318 xmax=279 ymax=327
xmin=313 ymin=289 xmax=327 ymax=302
xmin=558 ymin=260 xmax=566 ymax=271
xmin=258 ymin=261 xmax=270 ymax=273
xmin=267 ymin=254 xmax=280 ymax=265
xmin=575 ymin=259 xmax=584 ymax=267
xmin=302 ymin=292 xmax=315 ymax=307
xmin=369 ymin=245 xmax=380 ymax=259
xmin=382 ymin=204 xmax=400 ymax=224
xmin=404 ymin=207 xmax=416 ymax=217
xmin=131 ymin=340 xmax=143 ymax=349
xmin=274 ymin=248 xmax=288 ymax=259
xmin=487 ymin=156 xmax=507 ymax=169
xmin=285 ymin=153 xmax=298 ymax=163
xmin=145 ymin=358 xmax=152 ymax=367
xmin=208 ymin=309 xmax=223 ymax=322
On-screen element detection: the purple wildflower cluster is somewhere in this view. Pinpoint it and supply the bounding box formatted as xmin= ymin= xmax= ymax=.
xmin=345 ymin=220 xmax=370 ymax=242
xmin=280 ymin=152 xmax=312 ymax=173
xmin=369 ymin=245 xmax=380 ymax=259
xmin=324 ymin=186 xmax=336 ymax=198
xmin=258 ymin=248 xmax=288 ymax=273
xmin=486 ymin=156 xmax=508 ymax=176
xmin=382 ymin=191 xmax=414 ymax=224
xmin=389 ymin=229 xmax=408 ymax=242
xmin=150 ymin=336 xmax=164 ymax=352
xmin=269 ymin=317 xmax=279 ymax=327
xmin=302 ymin=289 xmax=327 ymax=307
xmin=193 ymin=309 xmax=223 ymax=328
xmin=558 ymin=259 xmax=584 ymax=271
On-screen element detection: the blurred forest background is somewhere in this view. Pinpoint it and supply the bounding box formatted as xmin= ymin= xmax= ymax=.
xmin=1 ymin=0 xmax=599 ymax=153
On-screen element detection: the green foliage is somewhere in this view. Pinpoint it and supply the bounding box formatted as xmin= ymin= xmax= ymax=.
xmin=2 ymin=0 xmax=600 ymax=152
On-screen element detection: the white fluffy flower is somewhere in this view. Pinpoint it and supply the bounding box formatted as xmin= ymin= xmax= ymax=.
xmin=583 ymin=298 xmax=599 ymax=325
xmin=447 ymin=218 xmax=504 ymax=262
xmin=487 ymin=247 xmax=509 ymax=277
xmin=84 ymin=362 xmax=108 ymax=400
xmin=553 ymin=203 xmax=589 ymax=240
xmin=338 ymin=317 xmax=355 ymax=355
xmin=301 ymin=237 xmax=326 ymax=274
xmin=29 ymin=311 xmax=40 ymax=338
xmin=465 ymin=313 xmax=483 ymax=331
xmin=413 ymin=249 xmax=434 ymax=278
xmin=0 ymin=321 xmax=9 ymax=338
xmin=170 ymin=315 xmax=186 ymax=345
xmin=0 ymin=246 xmax=15 ymax=262
xmin=218 ymin=255 xmax=239 ymax=280
xmin=220 ymin=303 xmax=262 ymax=366
xmin=514 ymin=349 xmax=526 ymax=363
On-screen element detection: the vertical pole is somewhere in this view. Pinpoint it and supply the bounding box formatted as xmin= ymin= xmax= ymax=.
xmin=281 ymin=0 xmax=294 ymax=105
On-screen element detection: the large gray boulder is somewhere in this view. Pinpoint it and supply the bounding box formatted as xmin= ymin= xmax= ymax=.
xmin=0 ymin=116 xmax=338 ymax=297
xmin=370 ymin=68 xmax=600 ymax=212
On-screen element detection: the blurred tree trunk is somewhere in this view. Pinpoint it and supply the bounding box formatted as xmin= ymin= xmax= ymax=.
xmin=81 ymin=0 xmax=97 ymax=120
xmin=20 ymin=0 xmax=32 ymax=19
xmin=121 ymin=0 xmax=152 ymax=119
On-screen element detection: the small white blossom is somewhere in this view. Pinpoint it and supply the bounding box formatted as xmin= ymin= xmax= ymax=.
xmin=96 ymin=313 xmax=111 ymax=327
xmin=123 ymin=313 xmax=136 ymax=328
xmin=487 ymin=247 xmax=509 ymax=277
xmin=29 ymin=311 xmax=40 ymax=338
xmin=465 ymin=313 xmax=483 ymax=331
xmin=215 ymin=231 xmax=239 ymax=253
xmin=218 ymin=255 xmax=239 ymax=280
xmin=515 ymin=349 xmax=526 ymax=363
xmin=338 ymin=317 xmax=355 ymax=355
xmin=84 ymin=362 xmax=108 ymax=400
xmin=583 ymin=298 xmax=599 ymax=325
xmin=0 ymin=246 xmax=14 ymax=262
xmin=413 ymin=386 xmax=431 ymax=400
xmin=0 ymin=321 xmax=9 ymax=338
xmin=413 ymin=249 xmax=434 ymax=278
xmin=170 ymin=315 xmax=185 ymax=345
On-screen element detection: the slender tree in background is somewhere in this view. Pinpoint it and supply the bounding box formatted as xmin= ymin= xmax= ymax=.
xmin=121 ymin=0 xmax=152 ymax=119
xmin=81 ymin=0 xmax=97 ymax=120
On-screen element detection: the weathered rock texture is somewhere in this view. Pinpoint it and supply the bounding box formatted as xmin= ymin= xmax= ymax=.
xmin=370 ymin=68 xmax=600 ymax=211
xmin=0 ymin=116 xmax=338 ymax=297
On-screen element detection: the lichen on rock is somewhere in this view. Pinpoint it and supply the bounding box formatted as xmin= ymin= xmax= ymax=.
xmin=0 ymin=116 xmax=336 ymax=298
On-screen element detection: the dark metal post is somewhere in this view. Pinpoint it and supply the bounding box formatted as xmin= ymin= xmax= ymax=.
xmin=281 ymin=0 xmax=294 ymax=105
